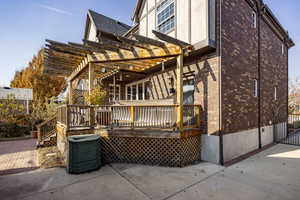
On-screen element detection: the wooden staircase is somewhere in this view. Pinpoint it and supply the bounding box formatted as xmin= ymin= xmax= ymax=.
xmin=37 ymin=116 xmax=57 ymax=148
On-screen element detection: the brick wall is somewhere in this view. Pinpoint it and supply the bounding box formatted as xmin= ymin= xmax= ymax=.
xmin=221 ymin=0 xmax=288 ymax=134
xmin=260 ymin=19 xmax=288 ymax=126
xmin=221 ymin=0 xmax=259 ymax=134
xmin=124 ymin=53 xmax=220 ymax=135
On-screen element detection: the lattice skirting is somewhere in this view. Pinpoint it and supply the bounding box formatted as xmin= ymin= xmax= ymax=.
xmin=100 ymin=135 xmax=201 ymax=167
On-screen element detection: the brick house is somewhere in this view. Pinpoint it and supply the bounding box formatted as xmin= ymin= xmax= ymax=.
xmin=43 ymin=0 xmax=294 ymax=166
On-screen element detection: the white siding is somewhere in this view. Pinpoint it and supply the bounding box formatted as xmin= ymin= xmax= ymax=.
xmin=139 ymin=17 xmax=148 ymax=36
xmin=177 ymin=0 xmax=190 ymax=43
xmin=191 ymin=0 xmax=207 ymax=44
xmin=148 ymin=0 xmax=156 ymax=10
xmin=137 ymin=0 xmax=215 ymax=45
xmin=148 ymin=9 xmax=156 ymax=38
xmin=87 ymin=23 xmax=98 ymax=42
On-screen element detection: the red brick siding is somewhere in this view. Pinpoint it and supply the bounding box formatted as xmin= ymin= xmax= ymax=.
xmin=260 ymin=20 xmax=288 ymax=126
xmin=221 ymin=0 xmax=259 ymax=134
xmin=125 ymin=54 xmax=220 ymax=135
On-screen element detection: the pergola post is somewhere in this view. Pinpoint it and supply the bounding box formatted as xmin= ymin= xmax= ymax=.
xmin=68 ymin=80 xmax=74 ymax=104
xmin=113 ymin=74 xmax=116 ymax=102
xmin=176 ymin=54 xmax=184 ymax=131
xmin=88 ymin=62 xmax=95 ymax=96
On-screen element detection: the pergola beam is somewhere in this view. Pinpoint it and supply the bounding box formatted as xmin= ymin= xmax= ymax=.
xmin=83 ymin=40 xmax=120 ymax=52
xmin=132 ymin=34 xmax=166 ymax=48
xmin=152 ymin=30 xmax=192 ymax=49
xmin=88 ymin=63 xmax=95 ymax=96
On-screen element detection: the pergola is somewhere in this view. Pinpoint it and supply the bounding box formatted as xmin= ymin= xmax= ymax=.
xmin=44 ymin=30 xmax=193 ymax=130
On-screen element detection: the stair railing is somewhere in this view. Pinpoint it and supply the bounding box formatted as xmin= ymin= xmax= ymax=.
xmin=37 ymin=116 xmax=57 ymax=146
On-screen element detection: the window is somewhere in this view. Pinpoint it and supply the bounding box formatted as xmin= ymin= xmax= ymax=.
xmin=274 ymin=87 xmax=277 ymax=100
xmin=138 ymin=83 xmax=143 ymax=100
xmin=252 ymin=11 xmax=257 ymax=28
xmin=108 ymin=84 xmax=120 ymax=102
xmin=145 ymin=82 xmax=151 ymax=100
xmin=156 ymin=0 xmax=175 ymax=33
xmin=253 ymin=79 xmax=258 ymax=97
xmin=132 ymin=85 xmax=137 ymax=100
xmin=183 ymin=79 xmax=195 ymax=105
xmin=282 ymin=43 xmax=285 ymax=55
xmin=127 ymin=86 xmax=131 ymax=100
xmin=126 ymin=80 xmax=151 ymax=100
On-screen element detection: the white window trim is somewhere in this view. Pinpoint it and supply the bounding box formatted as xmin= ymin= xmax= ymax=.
xmin=156 ymin=0 xmax=175 ymax=34
xmin=126 ymin=79 xmax=150 ymax=101
xmin=108 ymin=84 xmax=121 ymax=102
xmin=282 ymin=43 xmax=285 ymax=55
xmin=254 ymin=79 xmax=258 ymax=97
xmin=252 ymin=11 xmax=257 ymax=28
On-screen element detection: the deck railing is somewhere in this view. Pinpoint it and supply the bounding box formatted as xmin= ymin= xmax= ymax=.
xmin=57 ymin=104 xmax=202 ymax=131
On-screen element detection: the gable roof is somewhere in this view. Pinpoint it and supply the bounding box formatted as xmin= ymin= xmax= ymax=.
xmin=84 ymin=10 xmax=131 ymax=40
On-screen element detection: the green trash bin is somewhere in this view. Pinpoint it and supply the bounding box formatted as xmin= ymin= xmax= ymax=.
xmin=67 ymin=134 xmax=101 ymax=174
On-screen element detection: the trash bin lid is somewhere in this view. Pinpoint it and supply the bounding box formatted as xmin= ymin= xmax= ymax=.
xmin=68 ymin=134 xmax=100 ymax=143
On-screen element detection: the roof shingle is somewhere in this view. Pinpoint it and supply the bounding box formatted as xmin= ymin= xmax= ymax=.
xmin=88 ymin=10 xmax=131 ymax=36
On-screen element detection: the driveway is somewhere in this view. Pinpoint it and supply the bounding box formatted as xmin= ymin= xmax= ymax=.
xmin=0 ymin=144 xmax=300 ymax=200
xmin=0 ymin=139 xmax=38 ymax=176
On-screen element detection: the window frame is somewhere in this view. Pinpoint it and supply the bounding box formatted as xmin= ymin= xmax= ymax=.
xmin=156 ymin=0 xmax=175 ymax=34
xmin=252 ymin=11 xmax=257 ymax=28
xmin=253 ymin=79 xmax=258 ymax=97
xmin=274 ymin=86 xmax=277 ymax=101
xmin=282 ymin=43 xmax=285 ymax=55
xmin=126 ymin=79 xmax=151 ymax=101
xmin=108 ymin=84 xmax=121 ymax=102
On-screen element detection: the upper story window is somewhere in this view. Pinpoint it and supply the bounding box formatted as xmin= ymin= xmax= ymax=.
xmin=253 ymin=79 xmax=258 ymax=97
xmin=252 ymin=11 xmax=257 ymax=28
xmin=274 ymin=87 xmax=277 ymax=100
xmin=282 ymin=43 xmax=285 ymax=55
xmin=156 ymin=0 xmax=175 ymax=34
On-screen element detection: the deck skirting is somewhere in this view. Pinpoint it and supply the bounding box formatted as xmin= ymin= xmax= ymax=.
xmin=57 ymin=125 xmax=202 ymax=167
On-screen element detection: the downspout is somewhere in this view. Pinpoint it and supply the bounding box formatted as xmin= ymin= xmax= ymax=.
xmin=286 ymin=38 xmax=289 ymax=137
xmin=257 ymin=2 xmax=262 ymax=149
xmin=218 ymin=0 xmax=224 ymax=165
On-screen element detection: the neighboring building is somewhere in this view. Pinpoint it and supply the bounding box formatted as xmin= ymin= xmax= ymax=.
xmin=44 ymin=0 xmax=294 ymax=165
xmin=0 ymin=87 xmax=33 ymax=114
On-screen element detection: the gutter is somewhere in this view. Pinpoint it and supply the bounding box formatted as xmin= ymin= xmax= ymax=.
xmin=219 ymin=0 xmax=224 ymax=165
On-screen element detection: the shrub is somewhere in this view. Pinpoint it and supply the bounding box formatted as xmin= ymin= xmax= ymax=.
xmin=0 ymin=94 xmax=26 ymax=123
xmin=84 ymin=85 xmax=107 ymax=105
xmin=0 ymin=122 xmax=31 ymax=138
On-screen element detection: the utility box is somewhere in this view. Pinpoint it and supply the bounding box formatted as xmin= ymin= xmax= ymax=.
xmin=67 ymin=134 xmax=101 ymax=174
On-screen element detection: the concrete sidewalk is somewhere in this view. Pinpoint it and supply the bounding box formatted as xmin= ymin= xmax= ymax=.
xmin=0 ymin=139 xmax=38 ymax=176
xmin=0 ymin=144 xmax=299 ymax=200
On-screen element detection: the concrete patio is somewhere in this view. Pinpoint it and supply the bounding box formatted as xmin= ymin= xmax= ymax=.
xmin=0 ymin=144 xmax=300 ymax=200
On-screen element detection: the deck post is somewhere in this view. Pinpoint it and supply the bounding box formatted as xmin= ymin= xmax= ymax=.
xmin=113 ymin=74 xmax=116 ymax=102
xmin=130 ymin=105 xmax=135 ymax=129
xmin=196 ymin=105 xmax=202 ymax=128
xmin=88 ymin=62 xmax=95 ymax=97
xmin=68 ymin=80 xmax=74 ymax=104
xmin=176 ymin=54 xmax=184 ymax=131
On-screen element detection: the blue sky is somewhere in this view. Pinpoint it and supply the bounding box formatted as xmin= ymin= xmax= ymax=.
xmin=0 ymin=0 xmax=299 ymax=86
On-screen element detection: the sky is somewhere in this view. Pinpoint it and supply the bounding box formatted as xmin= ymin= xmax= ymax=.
xmin=0 ymin=0 xmax=299 ymax=86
